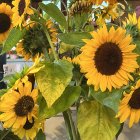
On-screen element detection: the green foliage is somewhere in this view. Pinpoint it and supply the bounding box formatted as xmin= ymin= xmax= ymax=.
xmin=39 ymin=3 xmax=68 ymax=30
xmin=3 ymin=66 xmax=29 ymax=88
xmin=59 ymin=42 xmax=77 ymax=54
xmin=84 ymin=24 xmax=94 ymax=32
xmin=36 ymin=60 xmax=73 ymax=107
xmin=134 ymin=39 xmax=140 ymax=65
xmin=0 ymin=89 xmax=8 ymax=97
xmin=89 ymin=87 xmax=123 ymax=113
xmin=72 ymin=13 xmax=90 ymax=31
xmin=0 ymin=129 xmax=20 ymax=140
xmin=38 ymin=86 xmax=81 ymax=119
xmin=58 ymin=32 xmax=92 ymax=46
xmin=35 ymin=129 xmax=46 ymax=140
xmin=2 ymin=28 xmax=25 ymax=54
xmin=78 ymin=101 xmax=120 ymax=140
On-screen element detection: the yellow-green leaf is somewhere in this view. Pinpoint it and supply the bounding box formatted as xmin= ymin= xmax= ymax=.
xmin=38 ymin=86 xmax=81 ymax=119
xmin=35 ymin=60 xmax=73 ymax=107
xmin=78 ymin=101 xmax=120 ymax=140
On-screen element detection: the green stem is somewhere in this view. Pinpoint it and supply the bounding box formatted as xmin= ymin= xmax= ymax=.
xmin=63 ymin=111 xmax=73 ymax=140
xmin=63 ymin=109 xmax=78 ymax=140
xmin=44 ymin=28 xmax=59 ymax=61
xmin=0 ymin=129 xmax=11 ymax=140
xmin=42 ymin=47 xmax=50 ymax=61
xmin=67 ymin=109 xmax=77 ymax=140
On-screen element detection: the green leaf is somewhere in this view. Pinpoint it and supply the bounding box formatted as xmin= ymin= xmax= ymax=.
xmin=2 ymin=28 xmax=25 ymax=54
xmin=39 ymin=86 xmax=81 ymax=119
xmin=73 ymin=13 xmax=89 ymax=31
xmin=0 ymin=129 xmax=20 ymax=140
xmin=133 ymin=39 xmax=140 ymax=64
xmin=36 ymin=60 xmax=73 ymax=107
xmin=59 ymin=42 xmax=76 ymax=54
xmin=89 ymin=87 xmax=123 ymax=113
xmin=35 ymin=129 xmax=46 ymax=140
xmin=0 ymin=89 xmax=8 ymax=97
xmin=39 ymin=3 xmax=68 ymax=30
xmin=78 ymin=101 xmax=120 ymax=140
xmin=58 ymin=32 xmax=92 ymax=46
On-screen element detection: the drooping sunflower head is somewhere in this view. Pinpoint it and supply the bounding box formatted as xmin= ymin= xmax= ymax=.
xmin=12 ymin=0 xmax=33 ymax=27
xmin=69 ymin=0 xmax=92 ymax=16
xmin=12 ymin=118 xmax=44 ymax=140
xmin=79 ymin=25 xmax=139 ymax=92
xmin=0 ymin=3 xmax=13 ymax=43
xmin=123 ymin=13 xmax=140 ymax=38
xmin=116 ymin=79 xmax=140 ymax=127
xmin=16 ymin=20 xmax=57 ymax=61
xmin=0 ymin=81 xmax=39 ymax=129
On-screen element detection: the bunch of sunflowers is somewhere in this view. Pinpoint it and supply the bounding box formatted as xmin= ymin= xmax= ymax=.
xmin=0 ymin=0 xmax=140 ymax=140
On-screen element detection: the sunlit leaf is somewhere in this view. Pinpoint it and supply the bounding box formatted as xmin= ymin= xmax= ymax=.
xmin=78 ymin=101 xmax=120 ymax=140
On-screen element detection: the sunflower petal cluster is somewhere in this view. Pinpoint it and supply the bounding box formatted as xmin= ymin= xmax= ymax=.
xmin=12 ymin=0 xmax=33 ymax=27
xmin=0 ymin=3 xmax=13 ymax=43
xmin=123 ymin=13 xmax=140 ymax=38
xmin=69 ymin=0 xmax=92 ymax=16
xmin=96 ymin=3 xmax=119 ymax=26
xmin=78 ymin=25 xmax=138 ymax=92
xmin=89 ymin=0 xmax=117 ymax=5
xmin=116 ymin=80 xmax=140 ymax=127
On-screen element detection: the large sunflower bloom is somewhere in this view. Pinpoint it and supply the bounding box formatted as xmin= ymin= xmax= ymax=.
xmin=0 ymin=81 xmax=38 ymax=129
xmin=79 ymin=25 xmax=138 ymax=92
xmin=0 ymin=3 xmax=13 ymax=43
xmin=16 ymin=20 xmax=57 ymax=61
xmin=12 ymin=118 xmax=44 ymax=140
xmin=12 ymin=0 xmax=33 ymax=27
xmin=116 ymin=80 xmax=140 ymax=127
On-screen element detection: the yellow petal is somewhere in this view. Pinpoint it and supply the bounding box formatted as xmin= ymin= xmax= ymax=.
xmin=129 ymin=110 xmax=136 ymax=127
xmin=24 ymin=81 xmax=32 ymax=95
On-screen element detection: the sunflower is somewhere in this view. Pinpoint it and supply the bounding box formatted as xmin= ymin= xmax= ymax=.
xmin=123 ymin=13 xmax=140 ymax=38
xmin=16 ymin=20 xmax=57 ymax=61
xmin=69 ymin=0 xmax=92 ymax=16
xmin=0 ymin=3 xmax=13 ymax=43
xmin=46 ymin=20 xmax=58 ymax=43
xmin=12 ymin=118 xmax=44 ymax=140
xmin=116 ymin=80 xmax=140 ymax=127
xmin=0 ymin=81 xmax=38 ymax=129
xmin=96 ymin=3 xmax=118 ymax=26
xmin=12 ymin=0 xmax=33 ymax=27
xmin=78 ymin=25 xmax=138 ymax=92
xmin=10 ymin=56 xmax=44 ymax=91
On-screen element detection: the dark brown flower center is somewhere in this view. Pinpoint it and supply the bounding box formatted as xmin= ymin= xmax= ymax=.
xmin=0 ymin=13 xmax=11 ymax=33
xmin=23 ymin=118 xmax=34 ymax=130
xmin=14 ymin=95 xmax=34 ymax=116
xmin=128 ymin=88 xmax=140 ymax=109
xmin=18 ymin=0 xmax=26 ymax=16
xmin=94 ymin=42 xmax=122 ymax=75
